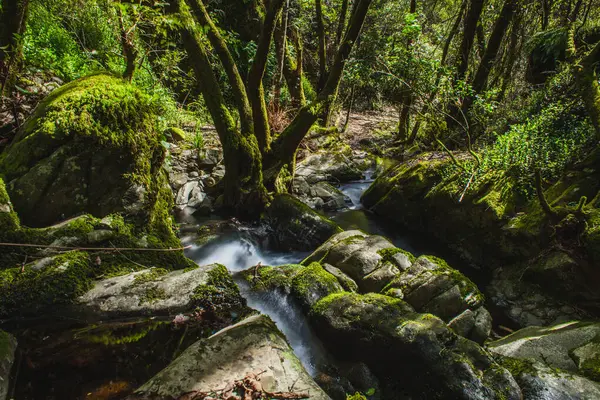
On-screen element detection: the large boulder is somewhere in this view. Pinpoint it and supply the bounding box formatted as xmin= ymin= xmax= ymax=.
xmin=303 ymin=231 xmax=491 ymax=342
xmin=264 ymin=194 xmax=342 ymax=251
xmin=309 ymin=293 xmax=521 ymax=399
xmin=362 ymin=151 xmax=600 ymax=322
xmin=500 ymin=357 xmax=600 ymax=399
xmin=0 ymin=73 xmax=173 ymax=235
xmin=361 ymin=153 xmax=535 ymax=267
xmin=487 ymin=265 xmax=587 ymax=327
xmin=489 ymin=321 xmax=600 ymax=381
xmin=130 ymin=314 xmax=330 ymax=399
xmin=0 ymin=330 xmax=17 ymax=400
xmin=79 ymin=263 xmax=247 ymax=320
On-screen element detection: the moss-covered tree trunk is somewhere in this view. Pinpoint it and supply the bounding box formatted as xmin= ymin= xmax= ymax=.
xmin=176 ymin=0 xmax=268 ymax=218
xmin=265 ymin=0 xmax=374 ymax=185
xmin=461 ymin=0 xmax=516 ymax=113
xmin=247 ymin=0 xmax=285 ymax=153
xmin=0 ymin=0 xmax=29 ymax=100
xmin=579 ymin=40 xmax=600 ymax=140
xmin=275 ymin=25 xmax=306 ymax=109
xmin=117 ymin=3 xmax=137 ymax=82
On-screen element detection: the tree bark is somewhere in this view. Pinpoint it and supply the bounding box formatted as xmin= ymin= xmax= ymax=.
xmin=0 ymin=0 xmax=29 ymax=100
xmin=470 ymin=0 xmax=516 ymax=96
xmin=177 ymin=0 xmax=268 ymax=217
xmin=456 ymin=0 xmax=485 ymax=80
xmin=275 ymin=24 xmax=306 ymax=109
xmin=117 ymin=3 xmax=137 ymax=82
xmin=316 ymin=0 xmax=327 ymax=91
xmin=266 ymin=0 xmax=373 ymax=180
xmin=186 ymin=0 xmax=254 ymax=137
xmin=335 ymin=0 xmax=350 ymax=48
xmin=247 ymin=0 xmax=285 ymax=153
xmin=578 ymin=40 xmax=600 ymax=140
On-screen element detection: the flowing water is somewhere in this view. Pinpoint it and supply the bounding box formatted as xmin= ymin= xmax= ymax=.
xmin=5 ymin=170 xmax=475 ymax=398
xmin=177 ymin=170 xmax=461 ymax=378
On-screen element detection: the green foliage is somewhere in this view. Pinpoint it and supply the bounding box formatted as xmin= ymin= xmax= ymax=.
xmin=24 ymin=0 xmax=122 ymax=81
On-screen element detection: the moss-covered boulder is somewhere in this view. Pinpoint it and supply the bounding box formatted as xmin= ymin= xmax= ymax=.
xmin=0 ymin=251 xmax=93 ymax=318
xmin=0 ymin=73 xmax=172 ymax=235
xmin=362 ymin=151 xmax=600 ymax=321
xmin=241 ymin=262 xmax=345 ymax=311
xmin=78 ymin=263 xmax=247 ymax=320
xmin=489 ymin=321 xmax=600 ymax=382
xmin=302 ymin=230 xmax=491 ymax=342
xmin=264 ymin=194 xmax=342 ymax=251
xmin=309 ymin=293 xmax=521 ymax=399
xmin=0 ymin=330 xmax=17 ymax=400
xmin=362 ymin=153 xmax=535 ymax=267
xmin=130 ymin=314 xmax=329 ymax=399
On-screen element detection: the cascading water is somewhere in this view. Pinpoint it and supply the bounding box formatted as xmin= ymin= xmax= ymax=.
xmin=182 ymin=232 xmax=329 ymax=376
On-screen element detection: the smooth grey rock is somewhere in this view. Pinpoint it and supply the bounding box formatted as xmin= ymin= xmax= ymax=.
xmin=133 ymin=315 xmax=329 ymax=399
xmin=489 ymin=321 xmax=600 ymax=374
xmin=322 ymin=263 xmax=359 ymax=292
xmin=296 ymin=152 xmax=363 ymax=184
xmin=472 ymin=307 xmax=493 ymax=344
xmin=448 ymin=309 xmax=476 ymax=338
xmin=507 ymin=359 xmax=600 ymax=400
xmin=175 ymin=180 xmax=199 ymax=208
xmin=78 ymin=264 xmax=241 ymax=317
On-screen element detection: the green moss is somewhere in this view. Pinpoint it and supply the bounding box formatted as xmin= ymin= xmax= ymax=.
xmin=377 ymin=247 xmax=416 ymax=264
xmin=246 ymin=264 xmax=302 ymax=290
xmin=190 ymin=264 xmax=247 ymax=317
xmin=139 ymin=286 xmax=168 ymax=305
xmin=0 ymin=177 xmax=20 ymax=233
xmin=82 ymin=320 xmax=167 ymax=345
xmin=498 ymin=356 xmax=537 ymax=377
xmin=579 ymin=354 xmax=600 ymax=381
xmin=133 ymin=268 xmax=169 ymax=285
xmin=290 ymin=262 xmax=343 ymax=306
xmin=0 ymin=330 xmax=15 ymax=360
xmin=0 ymin=251 xmax=93 ymax=317
xmin=346 ymin=393 xmax=368 ymax=400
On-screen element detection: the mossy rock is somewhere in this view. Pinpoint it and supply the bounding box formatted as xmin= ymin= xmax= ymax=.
xmin=0 ymin=73 xmax=172 ymax=235
xmin=264 ymin=194 xmax=342 ymax=251
xmin=0 ymin=251 xmax=93 ymax=317
xmin=361 ymin=153 xmax=536 ymax=267
xmin=309 ymin=292 xmax=520 ymax=399
xmin=242 ymin=262 xmax=344 ymax=311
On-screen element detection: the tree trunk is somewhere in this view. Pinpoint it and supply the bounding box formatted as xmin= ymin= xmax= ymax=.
xmin=541 ymin=0 xmax=550 ymax=29
xmin=117 ymin=3 xmax=137 ymax=82
xmin=275 ymin=24 xmax=306 ymax=109
xmin=247 ymin=0 xmax=285 ymax=153
xmin=467 ymin=0 xmax=516 ymax=101
xmin=176 ymin=0 xmax=268 ymax=217
xmin=578 ymin=40 xmax=600 ymax=140
xmin=456 ymin=0 xmax=485 ymax=80
xmin=0 ymin=0 xmax=29 ymax=100
xmin=441 ymin=0 xmax=467 ymax=66
xmin=316 ymin=0 xmax=327 ymax=91
xmin=266 ymin=0 xmax=374 ymax=182
xmin=335 ymin=0 xmax=350 ymax=48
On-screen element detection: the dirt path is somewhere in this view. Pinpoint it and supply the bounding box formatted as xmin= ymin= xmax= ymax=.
xmin=336 ymin=107 xmax=398 ymax=148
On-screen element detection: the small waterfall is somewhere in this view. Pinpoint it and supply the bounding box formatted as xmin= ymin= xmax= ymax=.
xmin=184 ymin=233 xmax=328 ymax=376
